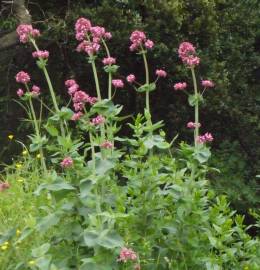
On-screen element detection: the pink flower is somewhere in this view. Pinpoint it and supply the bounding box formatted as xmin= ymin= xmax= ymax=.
xmin=187 ymin=122 xmax=201 ymax=129
xmin=102 ymin=57 xmax=116 ymax=65
xmin=100 ymin=140 xmax=113 ymax=149
xmin=73 ymin=90 xmax=89 ymax=103
xmin=31 ymin=85 xmax=41 ymax=97
xmin=126 ymin=74 xmax=136 ymax=83
xmin=74 ymin=102 xmax=84 ymax=111
xmin=197 ymin=132 xmax=214 ymax=144
xmin=16 ymin=24 xmax=40 ymax=43
xmin=129 ymin=30 xmax=149 ymax=51
xmin=88 ymin=96 xmax=98 ymax=105
xmin=17 ymin=89 xmax=24 ymax=97
xmin=104 ymin=32 xmax=112 ymax=39
xmin=76 ymin=40 xmax=100 ymax=55
xmin=144 ymin=39 xmax=154 ymax=49
xmin=32 ymin=50 xmax=49 ymax=59
xmin=178 ymin=42 xmax=200 ymax=67
xmin=68 ymin=84 xmax=79 ymax=96
xmin=201 ymin=80 xmax=214 ymax=88
xmin=118 ymin=247 xmax=138 ymax=263
xmin=65 ymin=79 xmax=77 ymax=88
xmin=112 ymin=79 xmax=124 ymax=88
xmin=15 ymin=71 xmax=30 ymax=84
xmin=91 ymin=115 xmax=105 ymax=125
xmin=71 ymin=112 xmax=83 ymax=121
xmin=90 ymin=26 xmax=106 ymax=39
xmin=0 ymin=182 xmax=10 ymax=192
xmin=60 ymin=157 xmax=73 ymax=168
xmin=75 ymin=18 xmax=92 ymax=41
xmin=174 ymin=82 xmax=187 ymax=91
xmin=156 ymin=69 xmax=167 ymax=78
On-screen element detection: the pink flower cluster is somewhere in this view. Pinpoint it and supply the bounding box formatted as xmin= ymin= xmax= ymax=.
xmin=71 ymin=112 xmax=83 ymax=121
xmin=65 ymin=79 xmax=97 ymax=113
xmin=16 ymin=24 xmax=40 ymax=43
xmin=15 ymin=71 xmax=30 ymax=84
xmin=126 ymin=74 xmax=136 ymax=83
xmin=60 ymin=157 xmax=73 ymax=168
xmin=155 ymin=69 xmax=167 ymax=78
xmin=112 ymin=79 xmax=124 ymax=88
xmin=129 ymin=30 xmax=154 ymax=51
xmin=31 ymin=85 xmax=41 ymax=97
xmin=75 ymin=17 xmax=112 ymax=56
xmin=118 ymin=247 xmax=138 ymax=263
xmin=17 ymin=88 xmax=24 ymax=97
xmin=197 ymin=132 xmax=213 ymax=144
xmin=187 ymin=122 xmax=201 ymax=129
xmin=100 ymin=140 xmax=113 ymax=149
xmin=32 ymin=50 xmax=49 ymax=59
xmin=0 ymin=182 xmax=10 ymax=192
xmin=102 ymin=57 xmax=116 ymax=65
xmin=91 ymin=115 xmax=105 ymax=126
xmin=202 ymin=80 xmax=214 ymax=88
xmin=178 ymin=42 xmax=200 ymax=67
xmin=174 ymin=82 xmax=187 ymax=91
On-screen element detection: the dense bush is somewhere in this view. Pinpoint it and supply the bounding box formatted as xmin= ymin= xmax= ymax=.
xmin=0 ymin=16 xmax=260 ymax=270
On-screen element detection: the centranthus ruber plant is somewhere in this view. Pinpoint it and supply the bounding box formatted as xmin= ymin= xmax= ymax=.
xmin=2 ymin=17 xmax=260 ymax=270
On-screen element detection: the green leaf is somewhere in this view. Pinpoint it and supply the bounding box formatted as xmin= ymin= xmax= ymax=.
xmin=59 ymin=107 xmax=74 ymax=120
xmin=45 ymin=124 xmax=59 ymax=137
xmin=35 ymin=255 xmax=52 ymax=270
xmin=188 ymin=94 xmax=196 ymax=107
xmin=193 ymin=146 xmax=211 ymax=163
xmin=83 ymin=229 xmax=123 ymax=249
xmin=103 ymin=64 xmax=119 ymax=74
xmin=34 ymin=181 xmax=75 ymax=195
xmin=95 ymin=159 xmax=115 ymax=175
xmin=136 ymin=83 xmax=156 ymax=93
xmin=36 ymin=213 xmax=60 ymax=233
xmin=32 ymin=243 xmax=51 ymax=257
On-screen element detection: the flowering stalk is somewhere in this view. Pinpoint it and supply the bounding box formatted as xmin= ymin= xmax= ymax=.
xmin=102 ymin=39 xmax=113 ymax=99
xmin=27 ymin=94 xmax=47 ymax=173
xmin=191 ymin=67 xmax=199 ymax=147
xmin=141 ymin=50 xmax=151 ymax=116
xmin=30 ymin=39 xmax=66 ymax=137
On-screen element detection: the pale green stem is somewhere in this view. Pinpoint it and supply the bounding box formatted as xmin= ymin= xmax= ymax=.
xmin=191 ymin=67 xmax=199 ymax=147
xmin=31 ymin=39 xmax=65 ymax=137
xmin=91 ymin=59 xmax=102 ymax=101
xmin=28 ymin=96 xmax=47 ymax=173
xmin=142 ymin=51 xmax=150 ymax=115
xmin=102 ymin=39 xmax=112 ymax=99
xmin=89 ymin=132 xmax=96 ymax=171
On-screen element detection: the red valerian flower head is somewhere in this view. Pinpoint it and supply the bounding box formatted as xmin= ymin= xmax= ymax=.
xmin=112 ymin=79 xmax=124 ymax=88
xmin=15 ymin=71 xmax=30 ymax=84
xmin=60 ymin=157 xmax=73 ymax=168
xmin=118 ymin=247 xmax=138 ymax=263
xmin=32 ymin=50 xmax=49 ymax=59
xmin=75 ymin=18 xmax=92 ymax=41
xmin=155 ymin=69 xmax=167 ymax=78
xmin=178 ymin=41 xmax=200 ymax=67
xmin=16 ymin=24 xmax=40 ymax=43
xmin=174 ymin=82 xmax=187 ymax=91
xmin=126 ymin=74 xmax=136 ymax=83
xmin=201 ymin=80 xmax=214 ymax=88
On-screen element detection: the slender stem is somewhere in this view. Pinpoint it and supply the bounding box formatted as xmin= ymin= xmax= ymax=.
xmin=191 ymin=68 xmax=199 ymax=147
xmin=91 ymin=59 xmax=102 ymax=101
xmin=28 ymin=97 xmax=47 ymax=173
xmin=89 ymin=132 xmax=96 ymax=171
xmin=31 ymin=39 xmax=65 ymax=137
xmin=142 ymin=50 xmax=150 ymax=115
xmin=102 ymin=39 xmax=112 ymax=99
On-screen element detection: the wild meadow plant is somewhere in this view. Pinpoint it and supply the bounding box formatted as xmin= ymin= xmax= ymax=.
xmin=0 ymin=18 xmax=259 ymax=270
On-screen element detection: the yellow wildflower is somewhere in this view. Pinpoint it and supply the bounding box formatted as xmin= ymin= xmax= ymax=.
xmin=244 ymin=267 xmax=249 ymax=270
xmin=17 ymin=179 xmax=24 ymax=183
xmin=28 ymin=260 xmax=36 ymax=266
xmin=16 ymin=163 xmax=22 ymax=169
xmin=8 ymin=134 xmax=14 ymax=140
xmin=36 ymin=154 xmax=41 ymax=159
xmin=3 ymin=241 xmax=9 ymax=245
xmin=22 ymin=150 xmax=28 ymax=155
xmin=16 ymin=229 xmax=21 ymax=236
xmin=1 ymin=245 xmax=8 ymax=251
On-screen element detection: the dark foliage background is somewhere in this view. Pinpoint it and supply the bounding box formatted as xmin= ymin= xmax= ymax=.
xmin=0 ymin=0 xmax=259 ymax=215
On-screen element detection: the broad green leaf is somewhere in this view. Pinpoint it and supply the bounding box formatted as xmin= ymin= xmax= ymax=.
xmin=36 ymin=213 xmax=60 ymax=233
xmin=32 ymin=243 xmax=51 ymax=257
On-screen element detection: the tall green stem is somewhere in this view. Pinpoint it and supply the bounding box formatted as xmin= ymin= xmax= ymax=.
xmin=102 ymin=40 xmax=112 ymax=99
xmin=191 ymin=68 xmax=199 ymax=147
xmin=142 ymin=51 xmax=150 ymax=115
xmin=91 ymin=59 xmax=102 ymax=101
xmin=28 ymin=97 xmax=47 ymax=173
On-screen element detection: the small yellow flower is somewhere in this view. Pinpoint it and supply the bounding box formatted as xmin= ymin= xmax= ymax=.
xmin=36 ymin=154 xmax=41 ymax=159
xmin=3 ymin=241 xmax=9 ymax=245
xmin=16 ymin=229 xmax=21 ymax=236
xmin=22 ymin=150 xmax=28 ymax=155
xmin=8 ymin=134 xmax=14 ymax=140
xmin=1 ymin=245 xmax=8 ymax=251
xmin=244 ymin=266 xmax=249 ymax=270
xmin=17 ymin=179 xmax=24 ymax=183
xmin=16 ymin=163 xmax=23 ymax=169
xmin=28 ymin=260 xmax=36 ymax=266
